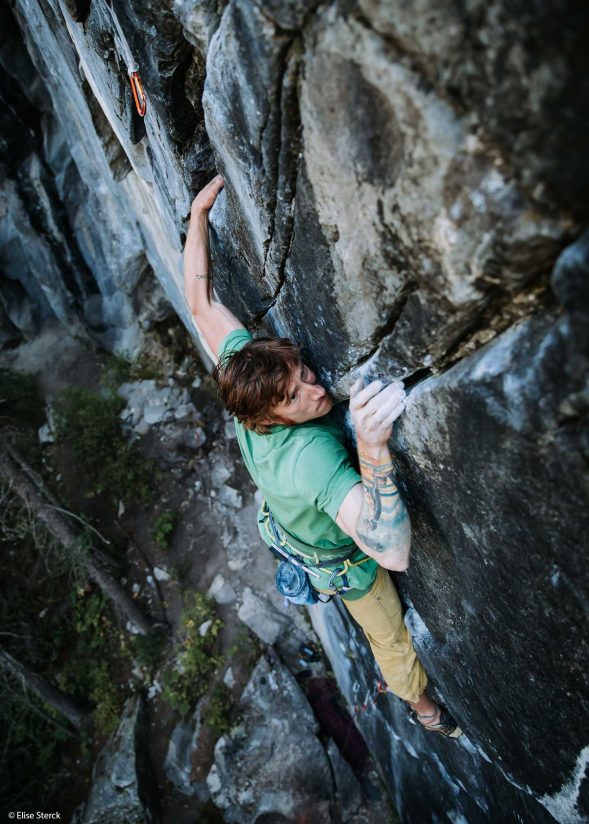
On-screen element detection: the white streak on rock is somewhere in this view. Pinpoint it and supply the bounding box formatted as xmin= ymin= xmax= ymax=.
xmin=539 ymin=745 xmax=589 ymax=824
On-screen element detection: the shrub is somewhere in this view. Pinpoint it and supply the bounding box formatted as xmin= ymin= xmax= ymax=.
xmin=55 ymin=587 xmax=129 ymax=736
xmin=88 ymin=660 xmax=124 ymax=736
xmin=101 ymin=354 xmax=132 ymax=392
xmin=101 ymin=352 xmax=162 ymax=390
xmin=54 ymin=388 xmax=154 ymax=507
xmin=0 ymin=368 xmax=44 ymax=429
xmin=173 ymin=556 xmax=193 ymax=588
xmin=0 ymin=685 xmax=66 ymax=798
xmin=153 ymin=511 xmax=177 ymax=549
xmin=130 ymin=630 xmax=167 ymax=671
xmin=162 ymin=594 xmax=223 ymax=717
xmin=204 ymin=684 xmax=236 ymax=737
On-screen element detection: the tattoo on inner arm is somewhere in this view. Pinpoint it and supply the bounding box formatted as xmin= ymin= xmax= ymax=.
xmin=357 ymin=456 xmax=409 ymax=553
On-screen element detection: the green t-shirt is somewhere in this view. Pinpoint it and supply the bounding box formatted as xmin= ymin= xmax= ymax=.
xmin=219 ymin=329 xmax=378 ymax=598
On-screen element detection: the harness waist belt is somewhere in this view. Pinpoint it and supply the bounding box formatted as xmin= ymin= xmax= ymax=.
xmin=264 ymin=504 xmax=358 ymax=568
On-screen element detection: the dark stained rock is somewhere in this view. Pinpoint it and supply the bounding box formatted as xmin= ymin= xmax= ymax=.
xmin=311 ymin=237 xmax=589 ymax=822
xmin=268 ymin=158 xmax=355 ymax=383
xmin=395 ymin=314 xmax=588 ymax=795
xmin=298 ymin=2 xmax=575 ymax=382
xmin=252 ymin=0 xmax=322 ymax=32
xmin=204 ymin=0 xmax=301 ymax=319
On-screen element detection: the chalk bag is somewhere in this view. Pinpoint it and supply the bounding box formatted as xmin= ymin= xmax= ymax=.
xmin=275 ymin=560 xmax=319 ymax=606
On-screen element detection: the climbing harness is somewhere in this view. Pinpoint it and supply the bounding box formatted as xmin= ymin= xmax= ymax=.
xmin=260 ymin=501 xmax=372 ymax=601
xmin=107 ymin=3 xmax=147 ymax=117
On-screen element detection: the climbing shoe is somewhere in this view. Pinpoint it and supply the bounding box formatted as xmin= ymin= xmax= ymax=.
xmin=409 ymin=706 xmax=463 ymax=739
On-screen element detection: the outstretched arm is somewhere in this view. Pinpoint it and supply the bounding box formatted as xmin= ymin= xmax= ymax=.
xmin=336 ymin=379 xmax=411 ymax=571
xmin=184 ymin=175 xmax=245 ymax=360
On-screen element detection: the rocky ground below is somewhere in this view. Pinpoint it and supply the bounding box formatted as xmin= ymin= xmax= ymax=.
xmin=0 ymin=321 xmax=396 ymax=824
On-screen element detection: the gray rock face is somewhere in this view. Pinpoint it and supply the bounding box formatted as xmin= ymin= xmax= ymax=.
xmin=1 ymin=0 xmax=209 ymax=355
xmin=237 ymin=587 xmax=292 ymax=646
xmin=164 ymin=700 xmax=209 ymax=800
xmin=297 ymin=4 xmax=572 ymax=384
xmin=359 ymin=0 xmax=589 ymax=219
xmin=74 ymin=696 xmax=159 ymax=823
xmin=207 ymin=654 xmax=332 ymax=823
xmin=3 ymin=1 xmax=588 ymax=822
xmin=311 ymin=233 xmax=589 ymax=823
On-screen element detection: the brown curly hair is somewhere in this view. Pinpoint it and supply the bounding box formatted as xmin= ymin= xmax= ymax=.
xmin=212 ymin=337 xmax=301 ymax=434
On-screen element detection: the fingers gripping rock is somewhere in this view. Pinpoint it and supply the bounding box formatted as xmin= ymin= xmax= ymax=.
xmin=350 ymin=379 xmax=406 ymax=445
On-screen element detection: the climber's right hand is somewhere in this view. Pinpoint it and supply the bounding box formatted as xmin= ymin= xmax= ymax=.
xmin=191 ymin=175 xmax=224 ymax=215
xmin=349 ymin=378 xmax=406 ymax=447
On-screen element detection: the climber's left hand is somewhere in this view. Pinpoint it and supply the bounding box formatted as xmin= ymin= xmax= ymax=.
xmin=191 ymin=175 xmax=224 ymax=215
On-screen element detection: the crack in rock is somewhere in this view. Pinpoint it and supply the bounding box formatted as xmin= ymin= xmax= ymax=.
xmin=253 ymin=37 xmax=304 ymax=327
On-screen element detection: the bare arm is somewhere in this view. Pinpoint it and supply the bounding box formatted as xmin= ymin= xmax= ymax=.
xmin=184 ymin=175 xmax=245 ymax=360
xmin=336 ymin=379 xmax=410 ymax=571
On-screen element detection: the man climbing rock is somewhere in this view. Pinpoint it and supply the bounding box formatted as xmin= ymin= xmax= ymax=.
xmin=184 ymin=175 xmax=462 ymax=739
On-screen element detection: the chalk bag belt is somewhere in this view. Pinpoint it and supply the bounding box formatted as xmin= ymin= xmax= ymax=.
xmin=262 ymin=503 xmax=356 ymax=592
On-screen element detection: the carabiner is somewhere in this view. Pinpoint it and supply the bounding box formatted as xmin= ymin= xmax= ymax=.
xmin=129 ymin=71 xmax=147 ymax=117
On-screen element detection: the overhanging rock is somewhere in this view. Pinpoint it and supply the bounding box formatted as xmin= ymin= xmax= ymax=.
xmin=310 ymin=238 xmax=589 ymax=822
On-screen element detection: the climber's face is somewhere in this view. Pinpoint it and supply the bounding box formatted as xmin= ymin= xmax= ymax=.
xmin=270 ymin=362 xmax=333 ymax=425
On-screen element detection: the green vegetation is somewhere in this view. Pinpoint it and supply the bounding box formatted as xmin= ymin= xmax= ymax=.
xmin=55 ymin=588 xmax=130 ymax=736
xmin=227 ymin=627 xmax=260 ymax=662
xmin=0 ymin=529 xmax=133 ymax=809
xmin=173 ymin=555 xmax=193 ymax=588
xmin=101 ymin=351 xmax=163 ymax=391
xmin=162 ymin=594 xmax=223 ymax=718
xmin=100 ymin=353 xmax=133 ymax=392
xmin=0 ymin=685 xmax=69 ymax=800
xmin=130 ymin=630 xmax=167 ymax=671
xmin=153 ymin=510 xmax=177 ymax=549
xmin=131 ymin=353 xmax=164 ymax=382
xmin=0 ymin=355 xmax=178 ymax=814
xmin=0 ymin=367 xmax=44 ymax=429
xmin=88 ymin=660 xmax=125 ymax=736
xmin=54 ymin=388 xmax=154 ymax=508
xmin=204 ymin=684 xmax=235 ymax=737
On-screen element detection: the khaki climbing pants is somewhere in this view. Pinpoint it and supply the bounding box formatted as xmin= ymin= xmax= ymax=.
xmin=340 ymin=566 xmax=428 ymax=704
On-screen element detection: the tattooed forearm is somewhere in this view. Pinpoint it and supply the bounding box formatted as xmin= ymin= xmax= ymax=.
xmin=357 ymin=451 xmax=410 ymax=554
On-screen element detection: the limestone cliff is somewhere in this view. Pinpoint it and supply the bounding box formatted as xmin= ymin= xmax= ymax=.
xmin=1 ymin=1 xmax=588 ymax=822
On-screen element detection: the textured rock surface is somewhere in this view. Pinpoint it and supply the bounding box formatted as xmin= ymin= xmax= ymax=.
xmin=207 ymin=653 xmax=333 ymax=823
xmin=1 ymin=0 xmax=211 ymax=355
xmin=311 ymin=234 xmax=589 ymax=823
xmin=164 ymin=701 xmax=209 ymax=799
xmin=73 ymin=696 xmax=158 ymax=823
xmin=3 ymin=1 xmax=588 ymax=822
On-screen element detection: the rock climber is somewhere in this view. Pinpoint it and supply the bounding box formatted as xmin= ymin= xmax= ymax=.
xmin=183 ymin=174 xmax=462 ymax=739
